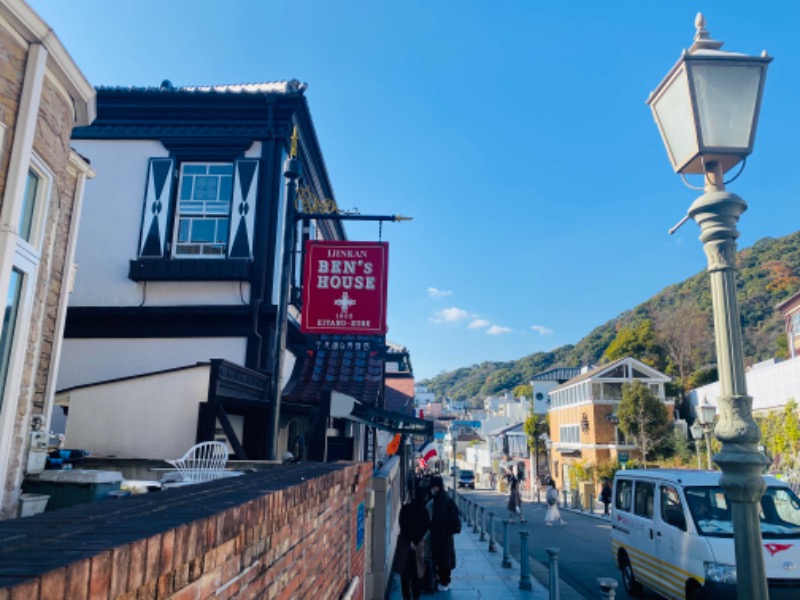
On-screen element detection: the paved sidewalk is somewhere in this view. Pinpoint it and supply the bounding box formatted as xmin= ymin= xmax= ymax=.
xmin=387 ymin=522 xmax=550 ymax=599
xmin=386 ymin=489 xmax=609 ymax=600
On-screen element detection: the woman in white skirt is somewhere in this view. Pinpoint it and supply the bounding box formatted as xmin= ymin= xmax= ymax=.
xmin=544 ymin=482 xmax=566 ymax=526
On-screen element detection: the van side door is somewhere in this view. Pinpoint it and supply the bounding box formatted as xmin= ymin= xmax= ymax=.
xmin=656 ymin=483 xmax=702 ymax=599
xmin=627 ymin=480 xmax=660 ymax=592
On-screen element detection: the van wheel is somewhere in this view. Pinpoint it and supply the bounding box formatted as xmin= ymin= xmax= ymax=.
xmin=620 ymin=554 xmax=643 ymax=597
xmin=689 ymin=587 xmax=709 ymax=600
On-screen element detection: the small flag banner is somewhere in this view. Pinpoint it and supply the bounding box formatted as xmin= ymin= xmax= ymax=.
xmin=419 ymin=441 xmax=438 ymax=463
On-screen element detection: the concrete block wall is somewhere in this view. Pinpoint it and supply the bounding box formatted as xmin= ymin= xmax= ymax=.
xmin=0 ymin=462 xmax=371 ymax=599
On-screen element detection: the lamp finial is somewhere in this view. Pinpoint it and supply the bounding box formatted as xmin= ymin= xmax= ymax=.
xmin=290 ymin=126 xmax=299 ymax=158
xmin=690 ymin=12 xmax=723 ymax=53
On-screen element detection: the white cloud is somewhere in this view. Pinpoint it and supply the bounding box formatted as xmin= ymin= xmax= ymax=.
xmin=468 ymin=319 xmax=490 ymax=329
xmin=487 ymin=325 xmax=513 ymax=335
xmin=428 ymin=287 xmax=453 ymax=299
xmin=430 ymin=307 xmax=470 ymax=324
xmin=531 ymin=325 xmax=554 ymax=335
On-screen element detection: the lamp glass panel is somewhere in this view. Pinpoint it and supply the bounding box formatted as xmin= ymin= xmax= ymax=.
xmin=700 ymin=404 xmax=717 ymax=424
xmin=690 ymin=424 xmax=704 ymax=440
xmin=691 ymin=63 xmax=763 ymax=149
xmin=652 ymin=68 xmax=697 ymax=168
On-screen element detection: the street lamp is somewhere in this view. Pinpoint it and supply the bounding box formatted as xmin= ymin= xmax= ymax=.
xmin=696 ymin=401 xmax=718 ymax=470
xmin=647 ymin=14 xmax=772 ymax=600
xmin=690 ymin=422 xmax=704 ymax=469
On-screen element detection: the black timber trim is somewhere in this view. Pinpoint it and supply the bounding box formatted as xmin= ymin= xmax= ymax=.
xmin=65 ymin=306 xmax=258 ymax=338
xmin=128 ymin=258 xmax=252 ymax=281
xmin=63 ymin=305 xmax=309 ymax=345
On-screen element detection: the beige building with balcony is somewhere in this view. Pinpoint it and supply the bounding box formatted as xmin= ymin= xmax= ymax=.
xmin=545 ymin=357 xmax=673 ymax=492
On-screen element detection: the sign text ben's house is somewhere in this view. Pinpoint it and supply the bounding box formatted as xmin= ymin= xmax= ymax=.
xmin=301 ymin=240 xmax=388 ymax=335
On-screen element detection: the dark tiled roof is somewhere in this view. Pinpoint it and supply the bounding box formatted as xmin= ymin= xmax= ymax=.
xmin=94 ymin=79 xmax=307 ymax=95
xmin=282 ymin=335 xmax=385 ymax=406
xmin=530 ymin=367 xmax=583 ymax=383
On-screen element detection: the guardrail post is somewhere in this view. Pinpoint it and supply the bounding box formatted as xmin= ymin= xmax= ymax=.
xmin=501 ymin=520 xmax=512 ymax=568
xmin=598 ymin=577 xmax=618 ymax=599
xmin=546 ymin=547 xmax=561 ymax=600
xmin=472 ymin=502 xmax=479 ymax=533
xmin=518 ymin=531 xmax=532 ymax=590
xmin=479 ymin=506 xmax=486 ymax=541
xmin=488 ymin=511 xmax=497 ymax=552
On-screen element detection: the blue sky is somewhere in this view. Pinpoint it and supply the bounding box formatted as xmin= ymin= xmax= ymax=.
xmin=28 ymin=1 xmax=800 ymax=380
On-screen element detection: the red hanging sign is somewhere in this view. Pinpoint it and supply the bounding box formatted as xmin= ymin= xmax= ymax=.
xmin=301 ymin=240 xmax=388 ymax=335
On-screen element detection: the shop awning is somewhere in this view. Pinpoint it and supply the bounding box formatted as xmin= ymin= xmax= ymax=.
xmin=331 ymin=391 xmax=433 ymax=436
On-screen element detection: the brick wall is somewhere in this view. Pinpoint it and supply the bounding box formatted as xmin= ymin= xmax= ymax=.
xmin=0 ymin=462 xmax=372 ymax=599
xmin=0 ymin=17 xmax=88 ymax=519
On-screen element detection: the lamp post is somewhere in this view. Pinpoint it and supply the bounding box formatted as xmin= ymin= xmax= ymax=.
xmin=647 ymin=14 xmax=771 ymax=600
xmin=697 ymin=401 xmax=718 ymax=470
xmin=690 ymin=422 xmax=704 ymax=469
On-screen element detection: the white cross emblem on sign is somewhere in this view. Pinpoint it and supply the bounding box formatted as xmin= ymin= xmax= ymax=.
xmin=334 ymin=292 xmax=356 ymax=314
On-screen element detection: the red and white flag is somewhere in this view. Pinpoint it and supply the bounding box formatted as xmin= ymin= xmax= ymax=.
xmin=419 ymin=441 xmax=438 ymax=463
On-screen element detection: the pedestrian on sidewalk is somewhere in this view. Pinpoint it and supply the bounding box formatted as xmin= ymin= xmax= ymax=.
xmin=544 ymin=481 xmax=566 ymax=526
xmin=393 ymin=486 xmax=431 ymax=600
xmin=600 ymin=480 xmax=612 ymax=516
xmin=506 ymin=470 xmax=526 ymax=523
xmin=428 ymin=475 xmax=458 ymax=592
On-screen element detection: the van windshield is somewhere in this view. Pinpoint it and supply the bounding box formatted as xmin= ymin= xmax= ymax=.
xmin=685 ymin=485 xmax=800 ymax=538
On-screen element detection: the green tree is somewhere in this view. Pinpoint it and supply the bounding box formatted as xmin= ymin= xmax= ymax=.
xmin=783 ymin=399 xmax=800 ymax=466
xmin=524 ymin=414 xmax=548 ymax=452
xmin=513 ymin=383 xmax=532 ymax=399
xmin=617 ymin=381 xmax=671 ymax=467
xmin=603 ymin=319 xmax=668 ymax=371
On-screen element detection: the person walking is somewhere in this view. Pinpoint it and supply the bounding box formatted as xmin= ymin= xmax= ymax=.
xmin=428 ymin=475 xmax=458 ymax=592
xmin=506 ymin=471 xmax=526 ymax=523
xmin=392 ymin=487 xmax=431 ymax=600
xmin=600 ymin=480 xmax=613 ymax=516
xmin=544 ymin=480 xmax=566 ymax=526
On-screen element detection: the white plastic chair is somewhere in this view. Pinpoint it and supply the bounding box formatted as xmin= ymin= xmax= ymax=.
xmin=166 ymin=441 xmax=230 ymax=484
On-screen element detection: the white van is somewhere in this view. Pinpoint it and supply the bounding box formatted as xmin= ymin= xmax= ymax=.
xmin=611 ymin=469 xmax=800 ymax=600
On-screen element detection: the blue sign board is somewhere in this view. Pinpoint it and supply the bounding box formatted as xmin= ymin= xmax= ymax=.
xmin=452 ymin=420 xmax=481 ymax=429
xmin=434 ymin=431 xmax=445 ymax=439
xmin=356 ymin=501 xmax=365 ymax=551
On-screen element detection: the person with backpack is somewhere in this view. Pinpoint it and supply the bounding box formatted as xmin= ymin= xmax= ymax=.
xmin=392 ymin=486 xmax=431 ymax=600
xmin=544 ymin=480 xmax=566 ymax=526
xmin=428 ymin=475 xmax=459 ymax=591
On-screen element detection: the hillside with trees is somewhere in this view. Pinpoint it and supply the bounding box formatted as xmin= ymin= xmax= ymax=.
xmin=421 ymin=231 xmax=800 ymax=405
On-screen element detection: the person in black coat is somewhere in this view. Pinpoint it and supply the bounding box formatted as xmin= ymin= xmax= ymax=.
xmin=393 ymin=487 xmax=431 ymax=600
xmin=428 ymin=475 xmax=457 ymax=591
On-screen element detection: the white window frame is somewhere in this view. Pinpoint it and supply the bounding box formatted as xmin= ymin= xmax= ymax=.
xmin=17 ymin=159 xmax=52 ymax=257
xmin=0 ymin=153 xmax=51 ymax=439
xmin=172 ymin=162 xmax=234 ymax=259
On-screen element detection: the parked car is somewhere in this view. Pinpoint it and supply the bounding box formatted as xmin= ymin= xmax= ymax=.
xmin=458 ymin=470 xmax=475 ymax=488
xmin=611 ymin=469 xmax=800 ymax=600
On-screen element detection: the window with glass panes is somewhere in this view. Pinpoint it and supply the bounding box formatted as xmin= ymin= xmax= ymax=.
xmin=0 ymin=269 xmax=23 ymax=410
xmin=174 ymin=163 xmax=233 ymax=257
xmin=19 ymin=170 xmax=39 ymax=242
